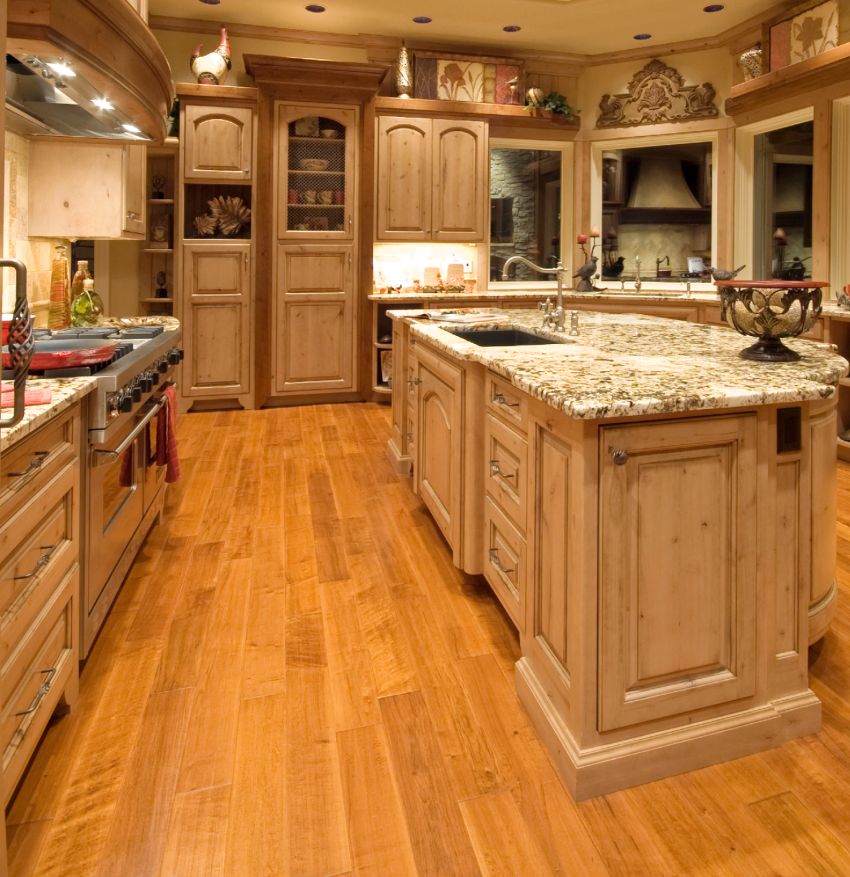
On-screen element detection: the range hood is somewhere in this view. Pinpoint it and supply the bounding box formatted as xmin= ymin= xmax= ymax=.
xmin=6 ymin=0 xmax=174 ymax=141
xmin=619 ymin=155 xmax=710 ymax=225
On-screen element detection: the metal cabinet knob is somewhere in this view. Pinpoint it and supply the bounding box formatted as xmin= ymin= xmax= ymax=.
xmin=610 ymin=448 xmax=629 ymax=466
xmin=489 ymin=460 xmax=517 ymax=481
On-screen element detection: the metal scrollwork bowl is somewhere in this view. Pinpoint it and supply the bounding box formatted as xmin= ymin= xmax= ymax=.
xmin=715 ymin=280 xmax=826 ymax=362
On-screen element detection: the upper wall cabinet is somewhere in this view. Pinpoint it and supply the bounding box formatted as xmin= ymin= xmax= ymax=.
xmin=184 ymin=105 xmax=255 ymax=182
xmin=28 ymin=142 xmax=146 ymax=239
xmin=376 ymin=115 xmax=488 ymax=242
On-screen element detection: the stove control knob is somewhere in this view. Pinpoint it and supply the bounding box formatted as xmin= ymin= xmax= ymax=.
xmin=119 ymin=393 xmax=133 ymax=414
xmin=131 ymin=382 xmax=142 ymax=402
xmin=168 ymin=349 xmax=181 ymax=365
xmin=157 ymin=357 xmax=168 ymax=374
xmin=107 ymin=394 xmax=121 ymax=419
xmin=141 ymin=373 xmax=154 ymax=393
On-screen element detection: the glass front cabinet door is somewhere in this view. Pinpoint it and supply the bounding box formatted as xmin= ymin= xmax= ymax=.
xmin=277 ymin=105 xmax=357 ymax=241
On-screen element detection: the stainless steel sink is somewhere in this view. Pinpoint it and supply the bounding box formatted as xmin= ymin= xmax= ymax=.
xmin=449 ymin=328 xmax=561 ymax=347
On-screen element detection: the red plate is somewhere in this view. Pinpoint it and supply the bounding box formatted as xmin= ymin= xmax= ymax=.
xmin=3 ymin=341 xmax=118 ymax=371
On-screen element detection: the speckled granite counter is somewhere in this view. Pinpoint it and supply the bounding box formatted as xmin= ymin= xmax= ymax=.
xmin=0 ymin=377 xmax=96 ymax=452
xmin=370 ymin=288 xmax=719 ymax=304
xmin=398 ymin=307 xmax=849 ymax=420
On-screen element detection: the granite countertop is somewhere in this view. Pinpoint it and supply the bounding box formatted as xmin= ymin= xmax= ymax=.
xmin=399 ymin=308 xmax=849 ymax=421
xmin=1 ymin=377 xmax=96 ymax=452
xmin=369 ymin=288 xmax=720 ymax=303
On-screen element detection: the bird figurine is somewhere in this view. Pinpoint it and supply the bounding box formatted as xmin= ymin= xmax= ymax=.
xmin=707 ymin=265 xmax=746 ymax=282
xmin=190 ymin=27 xmax=232 ymax=85
xmin=602 ymin=256 xmax=625 ymax=279
xmin=574 ymin=256 xmax=599 ymax=292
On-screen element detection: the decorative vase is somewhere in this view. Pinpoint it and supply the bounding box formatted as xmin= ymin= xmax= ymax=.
xmin=396 ymin=43 xmax=412 ymax=98
xmin=526 ymin=87 xmax=545 ymax=107
xmin=190 ymin=26 xmax=232 ymax=85
xmin=738 ymin=45 xmax=763 ymax=82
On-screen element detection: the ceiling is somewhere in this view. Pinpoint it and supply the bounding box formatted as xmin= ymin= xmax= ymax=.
xmin=150 ymin=0 xmax=785 ymax=56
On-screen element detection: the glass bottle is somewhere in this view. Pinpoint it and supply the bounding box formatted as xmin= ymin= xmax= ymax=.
xmin=70 ymin=278 xmax=104 ymax=327
xmin=48 ymin=244 xmax=70 ymax=330
xmin=70 ymin=259 xmax=92 ymax=301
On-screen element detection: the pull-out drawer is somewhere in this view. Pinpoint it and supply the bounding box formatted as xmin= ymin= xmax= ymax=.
xmin=0 ymin=463 xmax=77 ymax=666
xmin=485 ymin=413 xmax=528 ymax=531
xmin=1 ymin=566 xmax=77 ymax=801
xmin=483 ymin=497 xmax=526 ymax=630
xmin=486 ymin=372 xmax=528 ymax=434
xmin=0 ymin=406 xmax=79 ymax=517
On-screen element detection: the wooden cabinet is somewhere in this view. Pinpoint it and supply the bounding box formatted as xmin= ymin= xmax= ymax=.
xmin=184 ymin=104 xmax=254 ymax=181
xmin=182 ymin=243 xmax=252 ymax=400
xmin=413 ymin=344 xmax=463 ymax=547
xmin=28 ymin=143 xmax=147 ymax=239
xmin=124 ymin=0 xmax=149 ymax=21
xmin=597 ymin=415 xmax=758 ymax=731
xmin=273 ymin=245 xmax=354 ymax=394
xmin=376 ymin=115 xmax=487 ymax=242
xmin=277 ymin=105 xmax=356 ymax=241
xmin=0 ymin=405 xmax=81 ymax=808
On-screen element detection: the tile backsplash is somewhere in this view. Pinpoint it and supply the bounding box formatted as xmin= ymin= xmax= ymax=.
xmin=3 ymin=131 xmax=69 ymax=322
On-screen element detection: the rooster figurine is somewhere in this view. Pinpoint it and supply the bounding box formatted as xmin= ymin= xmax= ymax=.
xmin=190 ymin=27 xmax=232 ymax=85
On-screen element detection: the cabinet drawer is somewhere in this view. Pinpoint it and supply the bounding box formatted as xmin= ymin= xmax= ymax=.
xmin=0 ymin=464 xmax=77 ymax=665
xmin=483 ymin=497 xmax=526 ymax=630
xmin=485 ymin=413 xmax=528 ymax=531
xmin=0 ymin=407 xmax=78 ymax=516
xmin=486 ymin=372 xmax=527 ymax=433
xmin=1 ymin=566 xmax=76 ymax=799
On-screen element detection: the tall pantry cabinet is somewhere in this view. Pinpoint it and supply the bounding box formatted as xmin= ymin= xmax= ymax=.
xmin=177 ymin=84 xmax=258 ymax=410
xmin=272 ymin=104 xmax=359 ymax=396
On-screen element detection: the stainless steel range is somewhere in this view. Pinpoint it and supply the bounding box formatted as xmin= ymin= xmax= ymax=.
xmin=30 ymin=325 xmax=183 ymax=656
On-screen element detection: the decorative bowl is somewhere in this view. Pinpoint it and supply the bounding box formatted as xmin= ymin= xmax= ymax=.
xmin=715 ymin=280 xmax=826 ymax=362
xmin=299 ymin=158 xmax=329 ymax=171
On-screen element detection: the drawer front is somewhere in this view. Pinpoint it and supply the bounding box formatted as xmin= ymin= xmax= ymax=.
xmin=1 ymin=566 xmax=77 ymax=800
xmin=0 ymin=406 xmax=79 ymax=517
xmin=485 ymin=413 xmax=528 ymax=530
xmin=486 ymin=372 xmax=528 ymax=433
xmin=0 ymin=464 xmax=77 ymax=664
xmin=483 ymin=497 xmax=526 ymax=630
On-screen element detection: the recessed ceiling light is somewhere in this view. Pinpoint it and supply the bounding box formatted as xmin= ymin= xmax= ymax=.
xmin=503 ymin=25 xmax=521 ymax=32
xmin=633 ymin=33 xmax=653 ymax=40
xmin=92 ymin=98 xmax=114 ymax=110
xmin=122 ymin=122 xmax=141 ymax=134
xmin=47 ymin=61 xmax=75 ymax=78
xmin=305 ymin=4 xmax=325 ymax=11
xmin=198 ymin=0 xmax=220 ymax=5
xmin=413 ymin=16 xmax=432 ymax=24
xmin=703 ymin=3 xmax=725 ymax=11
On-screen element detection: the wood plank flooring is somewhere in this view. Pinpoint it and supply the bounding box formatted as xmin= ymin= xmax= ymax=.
xmin=7 ymin=402 xmax=850 ymax=876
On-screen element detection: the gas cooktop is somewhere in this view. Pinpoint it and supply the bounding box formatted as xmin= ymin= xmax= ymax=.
xmin=35 ymin=325 xmax=165 ymax=340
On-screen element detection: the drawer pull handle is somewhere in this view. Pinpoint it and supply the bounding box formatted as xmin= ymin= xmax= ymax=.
xmin=406 ymin=432 xmax=413 ymax=442
xmin=15 ymin=667 xmax=57 ymax=717
xmin=408 ymin=377 xmax=422 ymax=386
xmin=489 ymin=460 xmax=517 ymax=481
xmin=610 ymin=448 xmax=629 ymax=466
xmin=493 ymin=393 xmax=520 ymax=409
xmin=9 ymin=450 xmax=49 ymax=479
xmin=13 ymin=544 xmax=59 ymax=581
xmin=489 ymin=548 xmax=515 ymax=576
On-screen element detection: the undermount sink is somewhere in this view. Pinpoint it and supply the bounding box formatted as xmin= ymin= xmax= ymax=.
xmin=450 ymin=328 xmax=561 ymax=347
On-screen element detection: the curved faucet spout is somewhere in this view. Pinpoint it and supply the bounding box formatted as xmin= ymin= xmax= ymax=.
xmin=501 ymin=253 xmax=567 ymax=331
xmin=501 ymin=255 xmax=558 ymax=281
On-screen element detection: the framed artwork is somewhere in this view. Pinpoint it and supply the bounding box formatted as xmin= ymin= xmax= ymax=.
xmin=768 ymin=1 xmax=839 ymax=71
xmin=414 ymin=51 xmax=523 ymax=104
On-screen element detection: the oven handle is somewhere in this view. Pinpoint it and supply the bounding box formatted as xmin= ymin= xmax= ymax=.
xmin=92 ymin=397 xmax=167 ymax=465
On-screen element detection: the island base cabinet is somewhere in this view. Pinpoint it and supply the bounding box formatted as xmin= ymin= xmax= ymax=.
xmin=515 ymin=403 xmax=827 ymax=801
xmin=182 ymin=243 xmax=252 ymax=406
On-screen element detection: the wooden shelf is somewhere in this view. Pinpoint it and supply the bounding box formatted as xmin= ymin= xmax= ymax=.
xmin=288 ymin=170 xmax=345 ymax=176
xmin=374 ymin=342 xmax=392 ymax=350
xmin=289 ymin=136 xmax=345 ymax=144
xmin=142 ymin=248 xmax=174 ymax=254
xmin=287 ymin=204 xmax=344 ymax=209
xmin=140 ymin=297 xmax=174 ymax=304
xmin=839 ymin=377 xmax=850 ymax=389
xmin=372 ymin=384 xmax=392 ymax=396
xmin=148 ymin=198 xmax=175 ymax=205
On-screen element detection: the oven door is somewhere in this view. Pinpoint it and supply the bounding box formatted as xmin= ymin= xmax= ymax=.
xmin=86 ymin=399 xmax=162 ymax=618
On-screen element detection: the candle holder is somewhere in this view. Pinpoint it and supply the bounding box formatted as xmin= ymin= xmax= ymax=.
xmin=715 ymin=280 xmax=825 ymax=362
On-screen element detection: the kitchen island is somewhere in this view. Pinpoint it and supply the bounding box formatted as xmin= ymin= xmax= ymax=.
xmin=390 ymin=307 xmax=848 ymax=798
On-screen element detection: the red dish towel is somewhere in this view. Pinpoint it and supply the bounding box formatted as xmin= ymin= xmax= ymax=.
xmin=0 ymin=386 xmax=53 ymax=409
xmin=156 ymin=385 xmax=181 ymax=483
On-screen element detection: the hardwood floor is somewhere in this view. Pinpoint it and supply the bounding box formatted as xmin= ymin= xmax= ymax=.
xmin=6 ymin=402 xmax=850 ymax=876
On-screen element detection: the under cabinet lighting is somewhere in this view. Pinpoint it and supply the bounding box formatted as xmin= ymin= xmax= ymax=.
xmin=413 ymin=16 xmax=433 ymax=24
xmin=92 ymin=98 xmax=114 ymax=111
xmin=47 ymin=60 xmax=76 ymax=78
xmin=121 ymin=122 xmax=141 ymax=133
xmin=703 ymin=4 xmax=725 ymax=11
xmin=633 ymin=33 xmax=653 ymax=40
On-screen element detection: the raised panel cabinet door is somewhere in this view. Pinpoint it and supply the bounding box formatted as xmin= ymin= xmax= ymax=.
xmin=415 ymin=352 xmax=462 ymax=548
xmin=431 ymin=119 xmax=487 ymax=242
xmin=273 ymin=244 xmax=354 ymax=394
xmin=121 ymin=144 xmax=146 ymax=236
xmin=598 ymin=415 xmax=758 ymax=732
xmin=277 ymin=105 xmax=357 ymax=241
xmin=376 ymin=116 xmax=432 ymax=241
xmin=183 ymin=244 xmax=251 ymax=396
xmin=184 ymin=105 xmax=254 ymax=181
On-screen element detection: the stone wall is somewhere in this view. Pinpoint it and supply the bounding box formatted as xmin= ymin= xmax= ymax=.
xmin=490 ymin=148 xmax=539 ymax=282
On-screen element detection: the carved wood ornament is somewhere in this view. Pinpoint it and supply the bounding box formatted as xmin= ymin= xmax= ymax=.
xmin=597 ymin=59 xmax=719 ymax=128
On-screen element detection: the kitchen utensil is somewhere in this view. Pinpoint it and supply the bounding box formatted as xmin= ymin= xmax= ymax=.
xmin=715 ymin=280 xmax=825 ymax=361
xmin=299 ymin=158 xmax=329 ymax=171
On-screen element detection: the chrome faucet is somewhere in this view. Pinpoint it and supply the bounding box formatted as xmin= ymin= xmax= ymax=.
xmin=502 ymin=255 xmax=567 ymax=332
xmin=634 ymin=256 xmax=642 ymax=293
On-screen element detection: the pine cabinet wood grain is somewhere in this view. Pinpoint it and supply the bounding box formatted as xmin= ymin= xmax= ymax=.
xmin=184 ymin=105 xmax=254 ymax=181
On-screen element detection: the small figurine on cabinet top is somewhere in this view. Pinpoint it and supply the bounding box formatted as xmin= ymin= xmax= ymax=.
xmin=154 ymin=271 xmax=169 ymax=299
xmin=151 ymin=174 xmax=167 ymax=199
xmin=190 ymin=27 xmax=232 ymax=85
